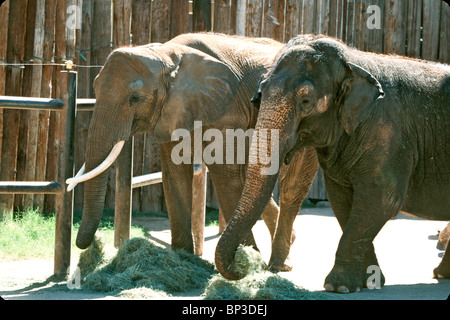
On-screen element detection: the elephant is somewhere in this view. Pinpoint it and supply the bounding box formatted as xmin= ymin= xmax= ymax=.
xmin=214 ymin=34 xmax=450 ymax=293
xmin=67 ymin=33 xmax=319 ymax=272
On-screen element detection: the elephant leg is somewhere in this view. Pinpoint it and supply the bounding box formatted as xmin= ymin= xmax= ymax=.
xmin=325 ymin=178 xmax=403 ymax=293
xmin=160 ymin=142 xmax=194 ymax=253
xmin=269 ymin=147 xmax=319 ymax=272
xmin=208 ymin=163 xmax=259 ymax=249
xmin=433 ymin=237 xmax=450 ymax=279
xmin=326 ymin=178 xmax=385 ymax=288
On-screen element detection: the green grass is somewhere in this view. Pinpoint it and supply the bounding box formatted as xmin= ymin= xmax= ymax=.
xmin=0 ymin=208 xmax=146 ymax=261
xmin=0 ymin=207 xmax=219 ymax=262
xmin=0 ymin=209 xmax=57 ymax=260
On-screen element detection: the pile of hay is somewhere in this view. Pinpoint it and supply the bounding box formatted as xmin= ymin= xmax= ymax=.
xmin=77 ymin=238 xmax=327 ymax=299
xmin=202 ymin=245 xmax=328 ymax=300
xmin=77 ymin=237 xmax=216 ymax=298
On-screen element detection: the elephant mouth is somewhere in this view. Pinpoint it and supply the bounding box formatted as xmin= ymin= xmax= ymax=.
xmin=66 ymin=140 xmax=126 ymax=191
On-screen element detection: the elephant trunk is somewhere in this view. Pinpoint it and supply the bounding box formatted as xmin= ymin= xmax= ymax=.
xmin=215 ymin=120 xmax=288 ymax=279
xmin=76 ymin=171 xmax=110 ymax=249
xmin=215 ymin=169 xmax=279 ymax=279
xmin=75 ymin=103 xmax=132 ymax=249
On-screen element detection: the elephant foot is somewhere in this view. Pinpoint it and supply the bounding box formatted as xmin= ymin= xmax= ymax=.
xmin=171 ymin=242 xmax=194 ymax=254
xmin=268 ymin=255 xmax=293 ymax=272
xmin=324 ymin=264 xmax=363 ymax=294
xmin=433 ymin=261 xmax=450 ymax=279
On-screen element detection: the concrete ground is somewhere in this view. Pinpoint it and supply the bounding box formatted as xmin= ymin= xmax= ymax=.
xmin=0 ymin=201 xmax=449 ymax=300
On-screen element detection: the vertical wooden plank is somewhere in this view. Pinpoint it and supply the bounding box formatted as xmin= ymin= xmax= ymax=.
xmin=14 ymin=0 xmax=37 ymax=211
xmin=235 ymin=0 xmax=246 ymax=36
xmin=0 ymin=0 xmax=28 ymax=217
xmin=384 ymin=0 xmax=407 ymax=55
xmin=345 ymin=0 xmax=355 ymax=47
xmin=246 ymin=0 xmax=264 ymax=37
xmin=0 ymin=1 xmax=10 ymax=168
xmin=170 ymin=0 xmax=190 ymax=39
xmin=353 ymin=0 xmax=363 ymax=49
xmin=284 ymin=0 xmax=301 ymax=42
xmin=113 ymin=0 xmax=132 ymax=48
xmin=35 ymin=0 xmax=57 ymax=211
xmin=132 ymin=0 xmax=151 ymax=44
xmin=315 ymin=0 xmax=330 ymax=35
xmin=328 ymin=0 xmax=339 ymax=38
xmin=438 ymin=2 xmax=449 ymax=63
xmin=406 ymin=0 xmax=422 ymax=58
xmin=422 ymin=0 xmax=441 ymax=61
xmin=114 ymin=138 xmax=133 ymax=248
xmin=23 ymin=0 xmax=46 ymax=209
xmin=365 ymin=0 xmax=383 ymax=53
xmin=230 ymin=0 xmax=238 ymax=34
xmin=263 ymin=0 xmax=285 ymax=41
xmin=151 ymin=0 xmax=171 ymax=43
xmin=193 ymin=0 xmax=212 ymax=32
xmin=214 ymin=0 xmax=232 ymax=34
xmin=301 ymin=0 xmax=315 ymax=35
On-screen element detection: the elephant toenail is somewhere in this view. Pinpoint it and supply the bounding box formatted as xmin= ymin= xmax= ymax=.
xmin=324 ymin=284 xmax=335 ymax=292
xmin=337 ymin=286 xmax=349 ymax=293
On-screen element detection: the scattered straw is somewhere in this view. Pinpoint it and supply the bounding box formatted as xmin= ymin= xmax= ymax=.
xmin=203 ymin=245 xmax=328 ymax=300
xmin=77 ymin=236 xmax=105 ymax=276
xmin=78 ymin=237 xmax=216 ymax=297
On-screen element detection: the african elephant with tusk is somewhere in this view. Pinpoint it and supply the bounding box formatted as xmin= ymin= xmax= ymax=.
xmin=69 ymin=33 xmax=319 ymax=272
xmin=215 ymin=35 xmax=450 ymax=292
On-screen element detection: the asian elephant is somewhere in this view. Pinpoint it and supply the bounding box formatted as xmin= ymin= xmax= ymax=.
xmin=68 ymin=33 xmax=319 ymax=271
xmin=215 ymin=34 xmax=450 ymax=293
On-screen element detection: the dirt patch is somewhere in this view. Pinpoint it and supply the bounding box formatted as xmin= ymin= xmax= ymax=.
xmin=1 ymin=206 xmax=449 ymax=300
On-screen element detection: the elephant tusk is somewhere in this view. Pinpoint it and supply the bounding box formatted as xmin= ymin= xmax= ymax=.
xmin=65 ymin=140 xmax=126 ymax=189
xmin=67 ymin=163 xmax=86 ymax=192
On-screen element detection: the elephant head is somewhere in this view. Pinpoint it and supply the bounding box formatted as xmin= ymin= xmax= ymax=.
xmin=71 ymin=43 xmax=239 ymax=249
xmin=215 ymin=35 xmax=384 ymax=280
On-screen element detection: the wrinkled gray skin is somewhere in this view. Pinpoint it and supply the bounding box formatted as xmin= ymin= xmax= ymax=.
xmin=215 ymin=35 xmax=450 ymax=293
xmin=77 ymin=33 xmax=319 ymax=272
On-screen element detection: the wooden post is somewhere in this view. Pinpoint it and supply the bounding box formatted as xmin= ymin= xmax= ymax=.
xmin=114 ymin=137 xmax=133 ymax=248
xmin=192 ymin=163 xmax=207 ymax=256
xmin=54 ymin=70 xmax=77 ymax=279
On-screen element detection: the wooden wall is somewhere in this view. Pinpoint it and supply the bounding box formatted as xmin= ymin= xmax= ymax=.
xmin=0 ymin=0 xmax=448 ymax=214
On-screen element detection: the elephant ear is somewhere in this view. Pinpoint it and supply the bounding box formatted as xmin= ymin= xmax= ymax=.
xmin=154 ymin=48 xmax=240 ymax=142
xmin=337 ymin=62 xmax=384 ymax=134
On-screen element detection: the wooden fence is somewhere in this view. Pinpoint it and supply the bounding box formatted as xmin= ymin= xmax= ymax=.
xmin=0 ymin=0 xmax=448 ymax=215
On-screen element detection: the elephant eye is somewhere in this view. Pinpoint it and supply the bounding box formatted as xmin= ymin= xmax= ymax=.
xmin=301 ymin=98 xmax=310 ymax=105
xmin=129 ymin=93 xmax=141 ymax=105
